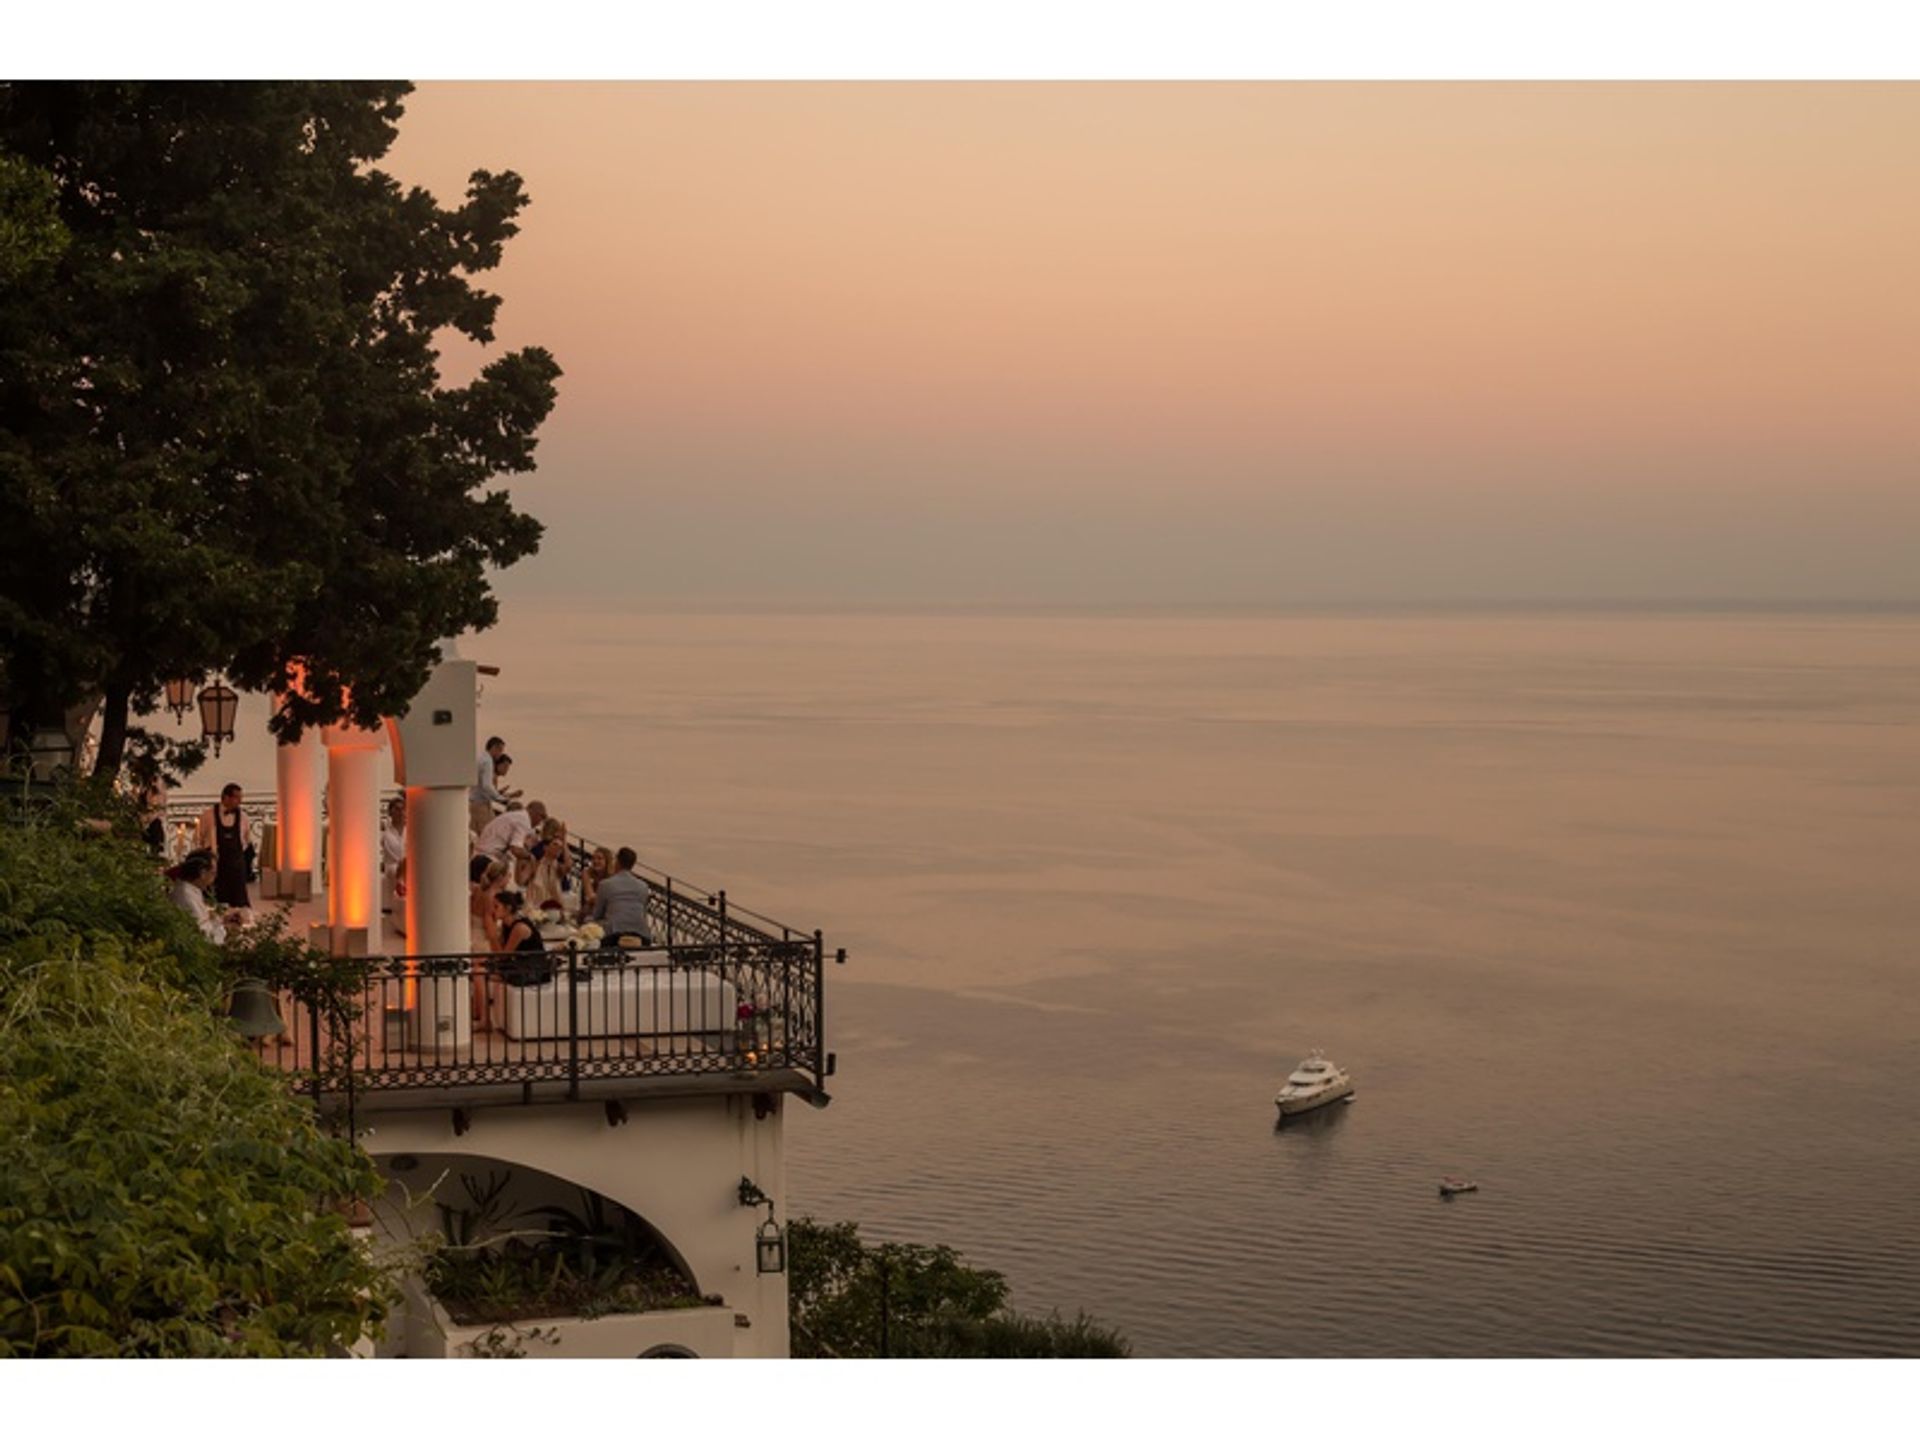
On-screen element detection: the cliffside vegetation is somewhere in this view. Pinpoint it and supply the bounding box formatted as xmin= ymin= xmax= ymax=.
xmin=0 ymin=788 xmax=387 ymax=1355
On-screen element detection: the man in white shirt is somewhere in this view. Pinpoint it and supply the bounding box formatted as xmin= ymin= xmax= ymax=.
xmin=470 ymin=736 xmax=509 ymax=832
xmin=381 ymin=795 xmax=407 ymax=884
xmin=477 ymin=800 xmax=547 ymax=862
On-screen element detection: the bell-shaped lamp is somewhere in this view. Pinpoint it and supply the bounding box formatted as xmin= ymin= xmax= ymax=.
xmin=227 ymin=979 xmax=286 ymax=1039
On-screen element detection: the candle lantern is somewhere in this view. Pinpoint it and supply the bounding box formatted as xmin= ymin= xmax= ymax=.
xmin=756 ymin=1214 xmax=787 ymax=1274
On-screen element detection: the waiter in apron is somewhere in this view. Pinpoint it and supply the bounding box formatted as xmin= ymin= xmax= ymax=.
xmin=195 ymin=782 xmax=253 ymax=912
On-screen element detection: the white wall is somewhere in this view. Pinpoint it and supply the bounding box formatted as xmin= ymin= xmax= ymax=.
xmin=362 ymin=1092 xmax=790 ymax=1358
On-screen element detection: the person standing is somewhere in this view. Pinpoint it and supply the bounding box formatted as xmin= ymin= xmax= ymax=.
xmin=138 ymin=775 xmax=169 ymax=857
xmin=471 ymin=736 xmax=509 ymax=833
xmin=195 ymin=783 xmax=252 ymax=911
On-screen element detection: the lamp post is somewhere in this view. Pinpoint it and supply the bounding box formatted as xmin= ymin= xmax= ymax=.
xmin=197 ymin=681 xmax=239 ymax=758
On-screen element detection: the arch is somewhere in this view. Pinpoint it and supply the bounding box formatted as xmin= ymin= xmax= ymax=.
xmin=637 ymin=1344 xmax=700 ymax=1358
xmin=372 ymin=1150 xmax=702 ymax=1299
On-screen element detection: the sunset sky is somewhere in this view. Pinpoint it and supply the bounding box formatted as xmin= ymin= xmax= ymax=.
xmin=385 ymin=84 xmax=1920 ymax=607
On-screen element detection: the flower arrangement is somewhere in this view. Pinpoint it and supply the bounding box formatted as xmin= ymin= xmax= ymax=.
xmin=574 ymin=922 xmax=605 ymax=947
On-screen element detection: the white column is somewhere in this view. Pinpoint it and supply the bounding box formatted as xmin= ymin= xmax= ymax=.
xmin=273 ymin=727 xmax=324 ymax=902
xmin=324 ymin=732 xmax=382 ymax=955
xmin=407 ymin=783 xmax=473 ymax=1053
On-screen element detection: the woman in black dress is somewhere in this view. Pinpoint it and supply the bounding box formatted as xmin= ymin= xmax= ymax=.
xmin=493 ymin=890 xmax=551 ymax=986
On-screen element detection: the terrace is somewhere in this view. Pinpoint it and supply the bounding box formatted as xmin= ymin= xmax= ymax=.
xmin=165 ymin=794 xmax=840 ymax=1122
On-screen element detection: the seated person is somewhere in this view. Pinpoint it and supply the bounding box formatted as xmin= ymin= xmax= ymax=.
xmin=167 ymin=851 xmax=234 ymax=943
xmin=521 ymin=816 xmax=569 ymax=911
xmin=588 ymin=846 xmax=654 ymax=946
xmin=493 ymin=889 xmax=551 ymax=985
xmin=580 ymin=846 xmax=614 ymax=912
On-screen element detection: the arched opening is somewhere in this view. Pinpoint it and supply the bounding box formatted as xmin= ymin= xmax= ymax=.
xmin=375 ymin=1154 xmax=706 ymax=1328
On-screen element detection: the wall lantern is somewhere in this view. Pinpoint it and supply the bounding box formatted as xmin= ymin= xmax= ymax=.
xmin=756 ymin=1214 xmax=787 ymax=1274
xmin=197 ymin=681 xmax=239 ymax=758
xmin=163 ymin=676 xmax=196 ymax=722
xmin=738 ymin=1176 xmax=785 ymax=1273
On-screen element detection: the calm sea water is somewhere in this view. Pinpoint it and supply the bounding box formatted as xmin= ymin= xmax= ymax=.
xmin=229 ymin=608 xmax=1920 ymax=1356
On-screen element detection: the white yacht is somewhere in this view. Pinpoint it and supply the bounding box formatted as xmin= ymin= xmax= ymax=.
xmin=1273 ymin=1050 xmax=1354 ymax=1119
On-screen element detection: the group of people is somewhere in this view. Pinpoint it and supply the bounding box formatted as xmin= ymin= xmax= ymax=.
xmin=164 ymin=782 xmax=255 ymax=942
xmin=466 ymin=736 xmax=655 ymax=973
xmin=159 ymin=738 xmax=659 ymax=979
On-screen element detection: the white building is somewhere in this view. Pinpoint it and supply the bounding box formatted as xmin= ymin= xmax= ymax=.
xmin=202 ymin=655 xmax=837 ymax=1358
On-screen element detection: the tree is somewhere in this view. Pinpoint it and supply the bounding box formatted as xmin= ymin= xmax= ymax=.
xmin=787 ymin=1216 xmax=1130 ymax=1358
xmin=0 ymin=83 xmax=560 ymax=773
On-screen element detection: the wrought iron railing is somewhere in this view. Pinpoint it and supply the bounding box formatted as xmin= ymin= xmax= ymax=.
xmin=266 ymin=935 xmax=828 ymax=1113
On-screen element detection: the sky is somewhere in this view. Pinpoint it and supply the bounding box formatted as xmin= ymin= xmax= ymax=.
xmin=383 ymin=83 xmax=1920 ymax=608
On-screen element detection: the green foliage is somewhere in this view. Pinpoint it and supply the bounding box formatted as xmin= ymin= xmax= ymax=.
xmin=0 ymin=786 xmax=218 ymax=995
xmin=0 ymin=151 xmax=66 ymax=282
xmin=424 ymin=1183 xmax=703 ymax=1327
xmin=787 ymin=1216 xmax=1130 ymax=1359
xmin=0 ymin=936 xmax=388 ymax=1354
xmin=0 ymin=81 xmax=561 ymax=772
xmin=0 ymin=799 xmax=390 ymax=1355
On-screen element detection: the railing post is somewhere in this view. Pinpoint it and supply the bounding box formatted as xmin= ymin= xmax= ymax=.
xmin=665 ymin=876 xmax=674 ymax=948
xmin=716 ymin=888 xmax=728 ymax=939
xmin=813 ymin=929 xmax=825 ymax=1088
xmin=566 ymin=941 xmax=581 ymax=1100
xmin=309 ymin=982 xmax=324 ymax=1111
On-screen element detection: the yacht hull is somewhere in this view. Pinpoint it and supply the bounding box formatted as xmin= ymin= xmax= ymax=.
xmin=1274 ymin=1082 xmax=1354 ymax=1119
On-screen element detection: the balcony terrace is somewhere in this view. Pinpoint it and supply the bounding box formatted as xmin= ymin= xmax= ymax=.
xmin=165 ymin=795 xmax=840 ymax=1122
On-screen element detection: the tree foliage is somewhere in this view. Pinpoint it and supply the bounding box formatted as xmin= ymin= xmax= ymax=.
xmin=788 ymin=1216 xmax=1130 ymax=1359
xmin=0 ymin=82 xmax=560 ymax=771
xmin=0 ymin=797 xmax=389 ymax=1355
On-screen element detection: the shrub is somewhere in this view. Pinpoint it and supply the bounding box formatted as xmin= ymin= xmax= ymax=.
xmin=788 ymin=1217 xmax=1129 ymax=1359
xmin=0 ymin=801 xmax=389 ymax=1355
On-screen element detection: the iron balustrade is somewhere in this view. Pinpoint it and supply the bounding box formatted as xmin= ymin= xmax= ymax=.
xmin=265 ymin=936 xmax=828 ymax=1111
xmin=163 ymin=795 xmax=841 ymax=1107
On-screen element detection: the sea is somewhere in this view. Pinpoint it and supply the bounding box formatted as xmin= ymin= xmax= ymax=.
xmin=211 ymin=606 xmax=1920 ymax=1356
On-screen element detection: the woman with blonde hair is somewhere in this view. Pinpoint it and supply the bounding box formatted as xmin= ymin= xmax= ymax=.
xmin=521 ymin=817 xmax=570 ymax=911
xmin=580 ymin=846 xmax=614 ymax=913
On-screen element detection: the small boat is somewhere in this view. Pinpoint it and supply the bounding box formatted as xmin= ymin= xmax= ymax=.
xmin=1438 ymin=1176 xmax=1478 ymax=1197
xmin=1274 ymin=1050 xmax=1355 ymax=1119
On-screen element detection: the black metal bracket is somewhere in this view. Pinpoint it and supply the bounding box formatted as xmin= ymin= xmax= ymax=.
xmin=738 ymin=1176 xmax=771 ymax=1208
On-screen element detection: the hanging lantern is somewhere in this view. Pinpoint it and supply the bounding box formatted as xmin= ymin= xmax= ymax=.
xmin=163 ymin=676 xmax=196 ymax=722
xmin=755 ymin=1214 xmax=787 ymax=1274
xmin=197 ymin=681 xmax=239 ymax=758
